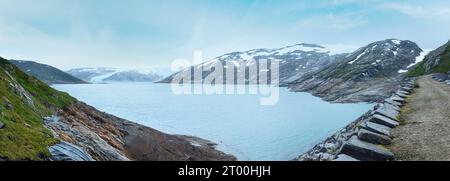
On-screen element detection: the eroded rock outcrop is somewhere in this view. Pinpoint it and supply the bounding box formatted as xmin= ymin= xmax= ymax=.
xmin=45 ymin=102 xmax=236 ymax=161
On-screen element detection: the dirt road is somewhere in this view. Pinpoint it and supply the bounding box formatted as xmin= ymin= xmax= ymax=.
xmin=389 ymin=75 xmax=450 ymax=161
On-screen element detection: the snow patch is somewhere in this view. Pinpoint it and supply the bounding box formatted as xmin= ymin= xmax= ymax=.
xmin=230 ymin=60 xmax=240 ymax=67
xmin=372 ymin=44 xmax=378 ymax=50
xmin=398 ymin=69 xmax=408 ymax=73
xmin=276 ymin=44 xmax=327 ymax=54
xmin=240 ymin=53 xmax=253 ymax=60
xmin=348 ymin=49 xmax=366 ymax=64
xmin=391 ymin=39 xmax=401 ymax=45
xmin=406 ymin=50 xmax=429 ymax=69
xmin=190 ymin=141 xmax=202 ymax=147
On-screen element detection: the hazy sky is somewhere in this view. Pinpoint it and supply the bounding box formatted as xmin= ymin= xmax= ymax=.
xmin=0 ymin=0 xmax=450 ymax=70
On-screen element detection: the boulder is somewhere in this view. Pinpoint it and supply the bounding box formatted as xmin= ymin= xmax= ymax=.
xmin=383 ymin=103 xmax=401 ymax=112
xmin=404 ymin=83 xmax=414 ymax=87
xmin=0 ymin=121 xmax=4 ymax=129
xmin=357 ymin=129 xmax=392 ymax=145
xmin=395 ymin=91 xmax=409 ymax=98
xmin=374 ymin=105 xmax=399 ymax=121
xmin=48 ymin=141 xmax=94 ymax=161
xmin=361 ymin=121 xmax=392 ymax=137
xmin=400 ymin=87 xmax=412 ymax=93
xmin=398 ymin=90 xmax=409 ymax=95
xmin=384 ymin=98 xmax=402 ymax=107
xmin=340 ymin=136 xmax=394 ymax=161
xmin=368 ymin=114 xmax=399 ymax=128
xmin=334 ymin=154 xmax=359 ymax=161
xmin=319 ymin=153 xmax=335 ymax=161
xmin=396 ymin=93 xmax=408 ymax=98
xmin=391 ymin=95 xmax=405 ymax=104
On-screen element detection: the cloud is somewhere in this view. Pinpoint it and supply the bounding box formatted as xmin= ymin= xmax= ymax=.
xmin=381 ymin=2 xmax=450 ymax=20
xmin=291 ymin=13 xmax=368 ymax=32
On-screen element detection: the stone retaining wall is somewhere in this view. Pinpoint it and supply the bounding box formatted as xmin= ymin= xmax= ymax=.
xmin=296 ymin=78 xmax=417 ymax=161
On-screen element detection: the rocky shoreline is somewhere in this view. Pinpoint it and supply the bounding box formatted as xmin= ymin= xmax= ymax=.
xmin=296 ymin=78 xmax=416 ymax=161
xmin=44 ymin=102 xmax=236 ymax=161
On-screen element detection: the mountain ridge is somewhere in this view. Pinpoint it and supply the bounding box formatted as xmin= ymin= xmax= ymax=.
xmin=8 ymin=60 xmax=87 ymax=85
xmin=67 ymin=67 xmax=163 ymax=83
xmin=158 ymin=38 xmax=426 ymax=103
xmin=407 ymin=39 xmax=450 ymax=76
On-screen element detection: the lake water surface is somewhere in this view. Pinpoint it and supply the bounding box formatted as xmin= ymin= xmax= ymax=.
xmin=53 ymin=83 xmax=372 ymax=161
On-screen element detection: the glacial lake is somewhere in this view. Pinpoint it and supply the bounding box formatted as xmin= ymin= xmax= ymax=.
xmin=53 ymin=83 xmax=372 ymax=161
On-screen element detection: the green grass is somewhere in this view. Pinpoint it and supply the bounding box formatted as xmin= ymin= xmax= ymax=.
xmin=0 ymin=58 xmax=76 ymax=160
xmin=406 ymin=61 xmax=426 ymax=77
xmin=407 ymin=44 xmax=450 ymax=77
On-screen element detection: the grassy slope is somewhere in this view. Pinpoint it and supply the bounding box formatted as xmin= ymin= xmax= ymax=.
xmin=0 ymin=58 xmax=76 ymax=160
xmin=9 ymin=60 xmax=87 ymax=84
xmin=407 ymin=45 xmax=450 ymax=77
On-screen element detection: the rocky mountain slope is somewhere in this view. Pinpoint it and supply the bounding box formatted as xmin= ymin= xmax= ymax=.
xmin=407 ymin=39 xmax=450 ymax=77
xmin=8 ymin=60 xmax=87 ymax=84
xmin=67 ymin=67 xmax=162 ymax=83
xmin=158 ymin=43 xmax=350 ymax=84
xmin=287 ymin=39 xmax=425 ymax=103
xmin=158 ymin=39 xmax=426 ymax=103
xmin=0 ymin=56 xmax=234 ymax=161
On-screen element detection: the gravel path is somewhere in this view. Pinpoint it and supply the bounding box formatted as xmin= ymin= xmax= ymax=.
xmin=389 ymin=76 xmax=450 ymax=161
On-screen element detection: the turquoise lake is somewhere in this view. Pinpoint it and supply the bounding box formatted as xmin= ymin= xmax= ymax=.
xmin=53 ymin=83 xmax=372 ymax=161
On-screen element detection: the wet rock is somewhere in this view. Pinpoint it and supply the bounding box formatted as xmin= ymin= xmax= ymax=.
xmin=340 ymin=136 xmax=394 ymax=161
xmin=361 ymin=121 xmax=392 ymax=137
xmin=369 ymin=114 xmax=399 ymax=128
xmin=334 ymin=154 xmax=359 ymax=161
xmin=0 ymin=121 xmax=5 ymax=129
xmin=358 ymin=129 xmax=392 ymax=145
xmin=48 ymin=141 xmax=94 ymax=161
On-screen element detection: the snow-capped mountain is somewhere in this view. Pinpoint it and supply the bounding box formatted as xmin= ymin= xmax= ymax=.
xmin=66 ymin=67 xmax=163 ymax=83
xmin=289 ymin=39 xmax=425 ymax=103
xmin=158 ymin=38 xmax=429 ymax=103
xmin=158 ymin=43 xmax=354 ymax=84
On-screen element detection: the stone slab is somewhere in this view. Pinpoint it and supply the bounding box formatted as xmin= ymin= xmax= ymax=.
xmin=358 ymin=129 xmax=392 ymax=145
xmin=340 ymin=136 xmax=394 ymax=161
xmin=361 ymin=121 xmax=392 ymax=137
xmin=369 ymin=114 xmax=399 ymax=128
xmin=333 ymin=154 xmax=359 ymax=161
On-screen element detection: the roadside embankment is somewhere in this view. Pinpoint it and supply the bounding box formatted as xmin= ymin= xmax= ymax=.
xmin=388 ymin=75 xmax=450 ymax=160
xmin=296 ymin=78 xmax=416 ymax=161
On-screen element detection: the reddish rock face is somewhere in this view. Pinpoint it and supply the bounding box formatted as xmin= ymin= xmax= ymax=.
xmin=47 ymin=102 xmax=236 ymax=161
